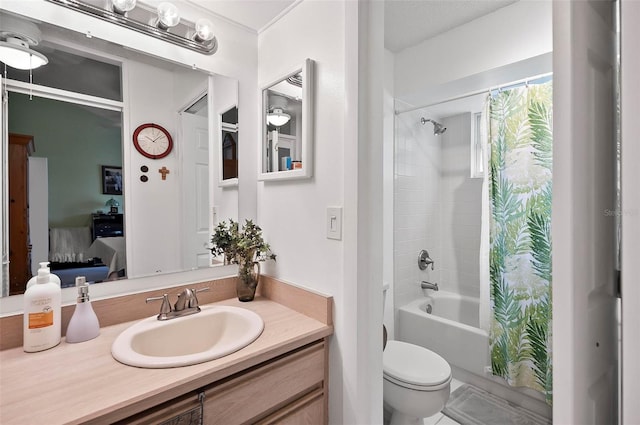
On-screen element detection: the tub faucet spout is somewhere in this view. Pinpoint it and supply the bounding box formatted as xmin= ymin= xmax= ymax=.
xmin=420 ymin=281 xmax=439 ymax=291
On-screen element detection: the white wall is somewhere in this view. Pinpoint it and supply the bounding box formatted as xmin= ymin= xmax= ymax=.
xmin=383 ymin=49 xmax=395 ymax=339
xmin=28 ymin=157 xmax=48 ymax=276
xmin=257 ymin=2 xmax=346 ymax=423
xmin=126 ymin=61 xmax=183 ymax=277
xmin=258 ymin=1 xmax=384 ymax=423
xmin=394 ymin=0 xmax=552 ymax=102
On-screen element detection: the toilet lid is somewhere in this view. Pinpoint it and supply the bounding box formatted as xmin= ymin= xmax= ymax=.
xmin=383 ymin=340 xmax=451 ymax=387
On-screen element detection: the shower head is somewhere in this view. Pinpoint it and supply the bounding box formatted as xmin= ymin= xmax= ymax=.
xmin=420 ymin=117 xmax=447 ymax=135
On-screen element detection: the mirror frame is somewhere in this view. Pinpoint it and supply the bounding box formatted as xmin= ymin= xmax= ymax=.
xmin=259 ymin=58 xmax=314 ymax=181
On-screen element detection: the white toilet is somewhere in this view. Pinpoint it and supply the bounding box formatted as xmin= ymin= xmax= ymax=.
xmin=382 ymin=284 xmax=452 ymax=425
xmin=383 ymin=340 xmax=452 ymax=425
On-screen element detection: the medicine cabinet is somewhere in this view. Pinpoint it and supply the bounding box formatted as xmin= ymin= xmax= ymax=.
xmin=259 ymin=59 xmax=314 ymax=181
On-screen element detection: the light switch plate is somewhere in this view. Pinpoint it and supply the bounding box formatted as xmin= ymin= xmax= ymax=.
xmin=326 ymin=207 xmax=342 ymax=240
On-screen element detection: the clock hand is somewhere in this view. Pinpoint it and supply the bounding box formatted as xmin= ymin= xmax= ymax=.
xmin=145 ymin=135 xmax=162 ymax=143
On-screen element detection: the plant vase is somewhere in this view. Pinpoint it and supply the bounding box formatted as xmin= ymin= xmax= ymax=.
xmin=236 ymin=255 xmax=260 ymax=302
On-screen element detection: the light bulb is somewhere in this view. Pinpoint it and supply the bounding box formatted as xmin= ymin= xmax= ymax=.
xmin=194 ymin=18 xmax=215 ymax=42
xmin=156 ymin=2 xmax=180 ymax=30
xmin=111 ymin=0 xmax=136 ymax=14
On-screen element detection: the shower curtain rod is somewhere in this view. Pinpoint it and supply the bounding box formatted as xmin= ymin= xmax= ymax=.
xmin=395 ymin=72 xmax=553 ymax=116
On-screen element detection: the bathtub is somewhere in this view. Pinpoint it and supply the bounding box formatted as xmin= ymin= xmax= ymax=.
xmin=398 ymin=291 xmax=489 ymax=376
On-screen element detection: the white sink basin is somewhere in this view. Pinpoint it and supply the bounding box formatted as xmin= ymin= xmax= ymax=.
xmin=111 ymin=305 xmax=264 ymax=368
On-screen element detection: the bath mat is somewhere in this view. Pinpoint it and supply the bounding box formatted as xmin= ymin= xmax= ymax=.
xmin=442 ymin=384 xmax=550 ymax=425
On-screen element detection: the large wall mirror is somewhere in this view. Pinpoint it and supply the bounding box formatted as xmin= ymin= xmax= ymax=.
xmin=259 ymin=58 xmax=314 ymax=181
xmin=0 ymin=11 xmax=239 ymax=300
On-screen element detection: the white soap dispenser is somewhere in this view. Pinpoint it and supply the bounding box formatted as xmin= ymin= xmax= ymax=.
xmin=26 ymin=262 xmax=61 ymax=290
xmin=65 ymin=277 xmax=100 ymax=343
xmin=23 ymin=266 xmax=62 ymax=352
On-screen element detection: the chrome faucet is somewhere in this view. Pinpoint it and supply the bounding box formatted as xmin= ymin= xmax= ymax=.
xmin=146 ymin=287 xmax=210 ymax=321
xmin=420 ymin=281 xmax=439 ymax=291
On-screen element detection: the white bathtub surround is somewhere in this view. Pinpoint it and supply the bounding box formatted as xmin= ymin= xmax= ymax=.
xmin=438 ymin=113 xmax=483 ymax=299
xmin=393 ymin=102 xmax=442 ymax=313
xmin=393 ymin=109 xmax=485 ymax=336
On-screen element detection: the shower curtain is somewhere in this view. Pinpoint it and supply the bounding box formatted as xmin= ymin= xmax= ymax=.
xmin=488 ymin=80 xmax=553 ymax=403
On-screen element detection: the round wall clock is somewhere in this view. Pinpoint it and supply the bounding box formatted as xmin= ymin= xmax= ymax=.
xmin=132 ymin=123 xmax=173 ymax=159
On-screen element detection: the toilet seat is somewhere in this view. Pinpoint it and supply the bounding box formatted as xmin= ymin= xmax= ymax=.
xmin=383 ymin=340 xmax=452 ymax=390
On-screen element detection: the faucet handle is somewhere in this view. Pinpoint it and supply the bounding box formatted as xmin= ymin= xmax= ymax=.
xmin=188 ymin=287 xmax=210 ymax=309
xmin=146 ymin=294 xmax=172 ymax=315
xmin=418 ymin=249 xmax=435 ymax=271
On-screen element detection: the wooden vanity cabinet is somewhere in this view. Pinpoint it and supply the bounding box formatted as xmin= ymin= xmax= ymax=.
xmin=118 ymin=340 xmax=328 ymax=425
xmin=116 ymin=392 xmax=204 ymax=425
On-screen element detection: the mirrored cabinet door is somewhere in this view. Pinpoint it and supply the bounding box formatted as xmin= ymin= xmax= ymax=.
xmin=259 ymin=59 xmax=314 ymax=181
xmin=219 ymin=105 xmax=239 ymax=186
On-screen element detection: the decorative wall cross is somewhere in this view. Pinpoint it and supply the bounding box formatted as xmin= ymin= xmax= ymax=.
xmin=159 ymin=166 xmax=170 ymax=180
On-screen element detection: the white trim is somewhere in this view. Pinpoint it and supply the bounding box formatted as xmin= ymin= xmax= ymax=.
xmin=4 ymin=80 xmax=123 ymax=112
xmin=621 ymin=0 xmax=640 ymax=422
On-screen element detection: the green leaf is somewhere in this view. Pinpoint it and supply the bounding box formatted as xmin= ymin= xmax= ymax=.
xmin=529 ymin=100 xmax=553 ymax=170
xmin=210 ymin=219 xmax=276 ymax=264
xmin=526 ymin=318 xmax=550 ymax=391
xmin=528 ymin=211 xmax=552 ymax=283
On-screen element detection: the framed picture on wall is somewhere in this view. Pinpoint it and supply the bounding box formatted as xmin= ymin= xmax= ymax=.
xmin=102 ymin=165 xmax=122 ymax=195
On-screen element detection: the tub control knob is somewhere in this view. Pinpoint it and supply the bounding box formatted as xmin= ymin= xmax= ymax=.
xmin=418 ymin=250 xmax=435 ymax=270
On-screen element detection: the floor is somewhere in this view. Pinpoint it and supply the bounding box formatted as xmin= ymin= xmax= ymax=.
xmin=423 ymin=378 xmax=464 ymax=425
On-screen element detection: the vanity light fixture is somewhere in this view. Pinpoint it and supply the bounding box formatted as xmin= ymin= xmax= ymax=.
xmin=194 ymin=18 xmax=215 ymax=43
xmin=0 ymin=14 xmax=49 ymax=70
xmin=267 ymin=108 xmax=291 ymax=127
xmin=155 ymin=2 xmax=181 ymax=30
xmin=111 ymin=0 xmax=137 ymax=15
xmin=44 ymin=0 xmax=218 ymax=55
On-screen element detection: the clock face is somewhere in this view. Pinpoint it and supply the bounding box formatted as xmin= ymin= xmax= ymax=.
xmin=133 ymin=123 xmax=173 ymax=159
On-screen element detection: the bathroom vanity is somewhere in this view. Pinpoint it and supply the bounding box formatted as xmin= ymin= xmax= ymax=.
xmin=0 ymin=277 xmax=333 ymax=424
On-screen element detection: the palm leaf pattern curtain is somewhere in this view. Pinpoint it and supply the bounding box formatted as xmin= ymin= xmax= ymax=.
xmin=488 ymin=80 xmax=553 ymax=403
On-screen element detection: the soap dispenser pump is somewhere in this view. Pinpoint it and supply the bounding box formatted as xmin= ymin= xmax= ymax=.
xmin=65 ymin=277 xmax=100 ymax=343
xmin=26 ymin=262 xmax=61 ymax=290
